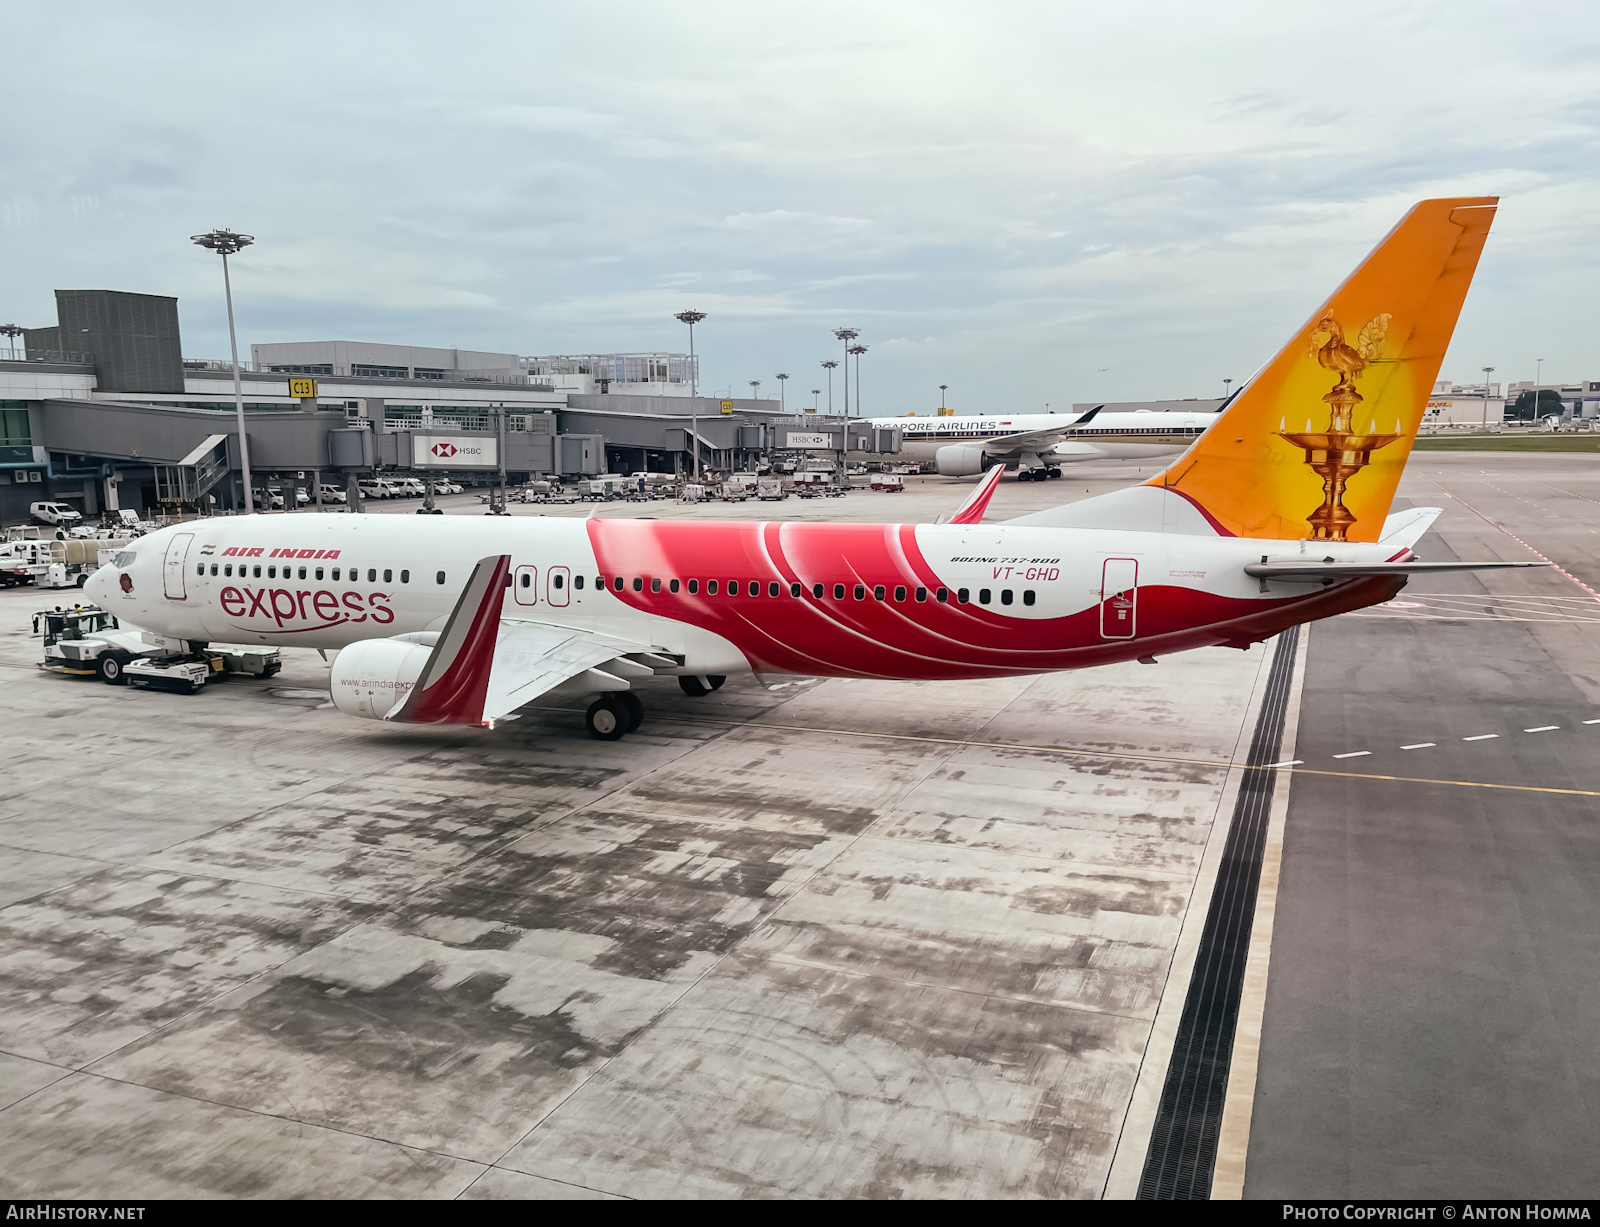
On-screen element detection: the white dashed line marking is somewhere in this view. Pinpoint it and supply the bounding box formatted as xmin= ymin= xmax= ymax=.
xmin=1269 ymin=760 xmax=1303 ymax=768
xmin=1463 ymin=734 xmax=1499 ymax=742
xmin=1333 ymin=751 xmax=1371 ymax=759
xmin=1585 ymin=719 xmax=1600 ymax=725
xmin=1401 ymin=743 xmax=1436 ymax=750
xmin=1524 ymin=726 xmax=1560 ymax=733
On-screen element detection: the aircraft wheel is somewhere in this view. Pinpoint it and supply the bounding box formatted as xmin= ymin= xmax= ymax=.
xmin=619 ymin=691 xmax=644 ymax=732
xmin=75 ymin=573 xmax=88 ymax=587
xmin=678 ymin=675 xmax=708 ymax=697
xmin=96 ymin=651 xmax=131 ymax=686
xmin=707 ymin=675 xmax=725 ymax=691
xmin=586 ymin=696 xmax=628 ymax=740
xmin=1047 ymin=467 xmax=1062 ymax=479
xmin=1017 ymin=470 xmax=1033 ymax=482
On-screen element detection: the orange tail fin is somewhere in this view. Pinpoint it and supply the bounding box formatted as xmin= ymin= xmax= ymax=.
xmin=1148 ymin=197 xmax=1497 ymax=542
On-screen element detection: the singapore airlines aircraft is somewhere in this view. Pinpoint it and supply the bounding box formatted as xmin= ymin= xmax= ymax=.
xmin=861 ymin=404 xmax=1224 ymax=478
xmin=87 ymin=197 xmax=1530 ymax=741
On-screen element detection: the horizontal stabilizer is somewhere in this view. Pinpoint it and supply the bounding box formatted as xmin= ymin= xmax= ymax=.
xmin=1245 ymin=559 xmax=1545 ymax=587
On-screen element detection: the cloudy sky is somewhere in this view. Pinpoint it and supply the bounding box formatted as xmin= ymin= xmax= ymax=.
xmin=4 ymin=1 xmax=1596 ymax=413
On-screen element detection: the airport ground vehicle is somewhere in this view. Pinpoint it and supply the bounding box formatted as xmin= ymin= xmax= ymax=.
xmin=253 ymin=488 xmax=286 ymax=510
xmin=358 ymin=478 xmax=400 ymax=500
xmin=432 ymin=479 xmax=463 ymax=495
xmin=393 ymin=477 xmax=426 ymax=498
xmin=319 ymin=485 xmax=348 ymax=504
xmin=88 ymin=198 xmax=1533 ymax=741
xmin=30 ymin=502 xmax=82 ymax=527
xmin=869 ymin=474 xmax=905 ymax=492
xmin=757 ymin=478 xmax=787 ymax=501
xmin=34 ymin=604 xmax=281 ymax=693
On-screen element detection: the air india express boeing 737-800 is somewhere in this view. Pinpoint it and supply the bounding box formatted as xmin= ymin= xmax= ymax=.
xmin=85 ymin=197 xmax=1534 ymax=740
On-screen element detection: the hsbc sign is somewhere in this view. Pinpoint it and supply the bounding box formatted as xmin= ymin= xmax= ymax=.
xmin=411 ymin=435 xmax=497 ymax=468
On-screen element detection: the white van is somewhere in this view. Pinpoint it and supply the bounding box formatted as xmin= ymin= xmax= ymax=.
xmin=30 ymin=502 xmax=83 ymax=527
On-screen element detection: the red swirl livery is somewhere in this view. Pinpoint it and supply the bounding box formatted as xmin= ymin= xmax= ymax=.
xmin=85 ymin=198 xmax=1535 ymax=738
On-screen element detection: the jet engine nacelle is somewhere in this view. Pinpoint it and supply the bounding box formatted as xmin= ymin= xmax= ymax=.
xmin=329 ymin=635 xmax=436 ymax=720
xmin=935 ymin=444 xmax=990 ymax=476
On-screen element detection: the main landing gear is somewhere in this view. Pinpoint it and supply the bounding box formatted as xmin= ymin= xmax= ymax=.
xmin=677 ymin=675 xmax=726 ymax=697
xmin=585 ymin=691 xmax=645 ymax=740
xmin=1016 ymin=467 xmax=1062 ymax=482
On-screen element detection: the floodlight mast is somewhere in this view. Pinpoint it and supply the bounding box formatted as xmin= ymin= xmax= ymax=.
xmin=833 ymin=328 xmax=859 ymax=415
xmin=674 ymin=310 xmax=707 ymax=479
xmin=821 ymin=360 xmax=838 ymax=415
xmin=847 ymin=344 xmax=867 ymax=417
xmin=0 ymin=324 xmax=22 ymax=360
xmin=191 ymin=229 xmax=256 ymax=513
xmin=775 ymin=372 xmax=788 ymax=412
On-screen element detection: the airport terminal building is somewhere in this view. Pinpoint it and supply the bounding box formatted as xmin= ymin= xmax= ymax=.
xmin=0 ymin=289 xmax=903 ymax=523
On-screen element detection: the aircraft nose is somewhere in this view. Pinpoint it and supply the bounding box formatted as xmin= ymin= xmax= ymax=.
xmin=83 ymin=563 xmax=112 ymax=606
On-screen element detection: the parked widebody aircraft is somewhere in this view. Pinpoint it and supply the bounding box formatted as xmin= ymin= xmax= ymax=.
xmin=859 ymin=405 xmax=1225 ymax=478
xmin=87 ymin=197 xmax=1532 ymax=741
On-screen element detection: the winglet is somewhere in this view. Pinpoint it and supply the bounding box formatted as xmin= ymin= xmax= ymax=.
xmin=1067 ymin=404 xmax=1104 ymax=430
xmin=386 ymin=554 xmax=510 ymax=724
xmin=946 ymin=464 xmax=1007 ymax=525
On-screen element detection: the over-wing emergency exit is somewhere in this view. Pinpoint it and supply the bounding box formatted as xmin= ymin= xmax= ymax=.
xmin=86 ymin=197 xmax=1538 ymax=741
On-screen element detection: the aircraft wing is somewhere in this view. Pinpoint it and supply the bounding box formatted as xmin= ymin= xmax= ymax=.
xmin=386 ymin=555 xmax=660 ymax=725
xmin=969 ymin=405 xmax=1105 ymax=457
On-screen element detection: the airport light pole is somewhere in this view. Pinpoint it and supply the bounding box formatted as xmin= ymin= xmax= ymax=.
xmin=0 ymin=324 xmax=21 ymax=360
xmin=1482 ymin=366 xmax=1495 ymax=426
xmin=1223 ymin=377 xmax=1233 ymax=399
xmin=822 ymin=359 xmax=838 ymax=415
xmin=191 ymin=228 xmax=256 ymax=513
xmin=750 ymin=380 xmax=761 ymax=401
xmin=675 ymin=309 xmax=707 ymax=479
xmin=811 ymin=389 xmax=820 ymax=412
xmin=848 ymin=343 xmax=867 ymax=417
xmin=775 ymin=372 xmax=788 ymax=412
xmin=939 ymin=384 xmax=947 ymax=412
xmin=833 ymin=328 xmax=858 ymax=415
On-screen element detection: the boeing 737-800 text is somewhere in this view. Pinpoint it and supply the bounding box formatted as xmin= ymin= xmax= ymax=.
xmin=85 ymin=197 xmax=1531 ymax=740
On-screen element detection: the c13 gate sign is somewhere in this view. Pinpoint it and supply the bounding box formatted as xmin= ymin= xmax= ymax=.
xmin=411 ymin=436 xmax=498 ymax=468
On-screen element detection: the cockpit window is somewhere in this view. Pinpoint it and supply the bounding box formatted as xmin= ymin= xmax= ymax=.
xmin=113 ymin=551 xmax=137 ymax=567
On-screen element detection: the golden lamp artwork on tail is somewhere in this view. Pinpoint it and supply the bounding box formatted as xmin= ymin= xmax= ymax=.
xmin=1277 ymin=309 xmax=1400 ymax=541
xmin=1145 ymin=197 xmax=1498 ymax=542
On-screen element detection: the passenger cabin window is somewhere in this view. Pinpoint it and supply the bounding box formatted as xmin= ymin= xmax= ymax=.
xmin=1001 ymin=590 xmax=1013 ymax=605
xmin=196 ymin=563 xmax=204 ymax=575
xmin=915 ymin=587 xmax=927 ymax=602
xmin=575 ymin=575 xmax=585 ymax=589
xmin=267 ymin=565 xmax=277 ymax=578
xmin=632 ymin=577 xmax=643 ymax=592
xmin=790 ymin=582 xmax=802 ymax=598
xmin=224 ymin=564 xmax=233 ymax=576
xmin=707 ymin=580 xmax=719 ymax=595
xmin=520 ymin=573 xmax=532 ymax=588
xmin=957 ymin=588 xmax=969 ymax=603
xmin=833 ymin=584 xmax=844 ymax=599
xmin=368 ymin=568 xmax=377 ymax=582
xmin=936 ymin=587 xmax=948 ymax=602
xmin=315 ymin=567 xmax=324 ymax=580
xmin=331 ymin=567 xmax=340 ymax=580
xmin=668 ymin=579 xmax=679 ymax=593
xmin=650 ymin=578 xmax=661 ymax=593
xmin=1023 ymin=590 xmax=1036 ymax=606
xmin=853 ymin=585 xmax=865 ymax=600
xmin=555 ymin=574 xmax=565 ymax=589
xmin=979 ymin=589 xmax=992 ymax=604
xmin=688 ymin=579 xmax=699 ymax=594
xmin=383 ymin=569 xmax=392 ymax=583
xmin=873 ymin=585 xmax=885 ymax=600
xmin=768 ymin=582 xmax=780 ymax=597
xmin=812 ymin=583 xmax=824 ymax=598
xmin=894 ymin=586 xmax=905 ymax=601
xmin=298 ymin=566 xmax=307 ymax=580
xmin=436 ymin=571 xmax=446 ymax=584
xmin=400 ymin=570 xmax=409 ymax=583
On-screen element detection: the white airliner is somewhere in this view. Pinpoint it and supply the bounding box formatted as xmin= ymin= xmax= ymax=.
xmin=84 ymin=197 xmax=1530 ymax=742
xmin=862 ymin=405 xmax=1223 ymax=478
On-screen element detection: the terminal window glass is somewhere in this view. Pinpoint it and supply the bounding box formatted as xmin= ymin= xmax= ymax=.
xmin=688 ymin=579 xmax=699 ymax=594
xmin=833 ymin=584 xmax=844 ymax=599
xmin=707 ymin=580 xmax=718 ymax=595
xmin=853 ymin=585 xmax=865 ymax=600
xmin=0 ymin=409 xmax=29 ymax=447
xmin=1001 ymin=589 xmax=1013 ymax=606
xmin=873 ymin=585 xmax=885 ymax=600
xmin=1023 ymin=590 xmax=1035 ymax=606
xmin=979 ymin=589 xmax=991 ymax=604
xmin=400 ymin=570 xmax=409 ymax=584
xmin=669 ymin=579 xmax=679 ymax=593
xmin=651 ymin=578 xmax=661 ymax=593
xmin=383 ymin=569 xmax=392 ymax=583
xmin=436 ymin=571 xmax=446 ymax=584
